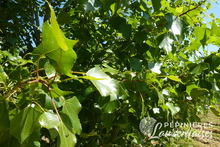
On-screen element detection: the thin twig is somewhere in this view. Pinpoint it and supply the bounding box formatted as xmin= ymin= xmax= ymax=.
xmin=178 ymin=2 xmax=205 ymax=17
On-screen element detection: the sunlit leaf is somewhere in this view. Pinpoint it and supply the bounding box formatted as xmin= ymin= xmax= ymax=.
xmin=102 ymin=64 xmax=119 ymax=75
xmin=61 ymin=97 xmax=82 ymax=134
xmin=171 ymin=17 xmax=182 ymax=35
xmin=83 ymin=0 xmax=101 ymax=12
xmin=10 ymin=106 xmax=42 ymax=143
xmin=86 ymin=66 xmax=128 ymax=98
xmin=159 ymin=35 xmax=173 ymax=54
xmin=32 ymin=2 xmax=78 ymax=74
xmin=166 ymin=102 xmax=180 ymax=117
xmin=110 ymin=3 xmax=116 ymax=15
xmin=167 ymin=75 xmax=183 ymax=84
xmin=58 ymin=122 xmax=77 ymax=147
xmin=77 ymin=76 xmax=106 ymax=80
xmin=0 ymin=66 xmax=8 ymax=84
xmin=39 ymin=112 xmax=60 ymax=130
xmin=194 ymin=27 xmax=206 ymax=42
xmin=33 ymin=22 xmax=78 ymax=74
xmin=47 ymin=1 xmax=68 ymax=51
xmin=157 ymin=91 xmax=164 ymax=104
xmin=45 ymin=94 xmax=63 ymax=109
xmin=44 ymin=61 xmax=56 ymax=78
xmin=148 ymin=62 xmax=162 ymax=74
xmin=101 ymin=100 xmax=120 ymax=113
xmin=211 ymin=20 xmax=220 ymax=37
xmin=51 ymin=84 xmax=73 ymax=98
xmin=186 ymin=84 xmax=199 ymax=96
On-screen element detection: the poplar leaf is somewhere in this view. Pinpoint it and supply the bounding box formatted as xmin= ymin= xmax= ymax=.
xmin=58 ymin=122 xmax=77 ymax=147
xmin=167 ymin=75 xmax=183 ymax=84
xmin=159 ymin=36 xmax=173 ymax=54
xmin=47 ymin=1 xmax=68 ymax=51
xmin=86 ymin=66 xmax=128 ymax=99
xmin=39 ymin=112 xmax=60 ymax=130
xmin=10 ymin=107 xmax=41 ymax=143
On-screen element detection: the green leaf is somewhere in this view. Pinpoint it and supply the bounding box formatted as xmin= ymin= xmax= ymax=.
xmin=186 ymin=84 xmax=199 ymax=96
xmin=0 ymin=66 xmax=8 ymax=84
xmin=148 ymin=62 xmax=162 ymax=74
xmin=110 ymin=3 xmax=116 ymax=15
xmin=171 ymin=17 xmax=182 ymax=35
xmin=136 ymin=81 xmax=148 ymax=92
xmin=189 ymin=63 xmax=209 ymax=75
xmin=48 ymin=128 xmax=59 ymax=141
xmin=166 ymin=102 xmax=180 ymax=117
xmin=197 ymin=80 xmax=212 ymax=91
xmin=152 ymin=0 xmax=161 ymax=12
xmin=0 ymin=100 xmax=10 ymax=132
xmin=211 ymin=20 xmax=220 ymax=37
xmin=86 ymin=66 xmax=128 ymax=98
xmin=82 ymin=0 xmax=101 ymax=12
xmin=193 ymin=27 xmax=210 ymax=47
xmin=159 ymin=35 xmax=173 ymax=54
xmin=194 ymin=27 xmax=205 ymax=42
xmin=110 ymin=16 xmax=125 ymax=30
xmin=101 ymin=113 xmax=115 ymax=130
xmin=39 ymin=112 xmax=60 ymax=130
xmin=190 ymin=88 xmax=208 ymax=99
xmin=10 ymin=106 xmax=42 ymax=143
xmin=210 ymin=105 xmax=220 ymax=117
xmin=102 ymin=64 xmax=119 ymax=75
xmin=167 ymin=75 xmax=183 ymax=84
xmin=33 ymin=20 xmax=78 ymax=75
xmin=80 ymin=131 xmax=98 ymax=138
xmin=157 ymin=91 xmax=164 ymax=104
xmin=0 ymin=135 xmax=21 ymax=147
xmin=119 ymin=23 xmax=132 ymax=38
xmin=47 ymin=1 xmax=68 ymax=51
xmin=58 ymin=122 xmax=77 ymax=147
xmin=25 ymin=131 xmax=41 ymax=147
xmin=45 ymin=95 xmax=64 ymax=109
xmin=61 ymin=97 xmax=82 ymax=134
xmin=200 ymin=29 xmax=207 ymax=47
xmin=99 ymin=0 xmax=114 ymax=11
xmin=51 ymin=84 xmax=73 ymax=98
xmin=44 ymin=61 xmax=56 ymax=78
xmin=166 ymin=15 xmax=182 ymax=36
xmin=77 ymin=76 xmax=106 ymax=80
xmin=204 ymin=54 xmax=220 ymax=71
xmin=130 ymin=57 xmax=142 ymax=72
xmin=101 ymin=100 xmax=120 ymax=114
xmin=57 ymin=11 xmax=71 ymax=25
xmin=109 ymin=16 xmax=131 ymax=38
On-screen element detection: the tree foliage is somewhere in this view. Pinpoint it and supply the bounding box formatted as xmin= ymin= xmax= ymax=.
xmin=1 ymin=0 xmax=220 ymax=146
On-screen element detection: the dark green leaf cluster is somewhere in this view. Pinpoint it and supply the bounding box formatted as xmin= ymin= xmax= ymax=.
xmin=1 ymin=0 xmax=220 ymax=146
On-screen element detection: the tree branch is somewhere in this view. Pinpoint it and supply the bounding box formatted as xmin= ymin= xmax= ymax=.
xmin=178 ymin=1 xmax=205 ymax=17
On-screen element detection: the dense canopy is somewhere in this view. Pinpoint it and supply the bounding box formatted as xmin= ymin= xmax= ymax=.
xmin=0 ymin=0 xmax=220 ymax=146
